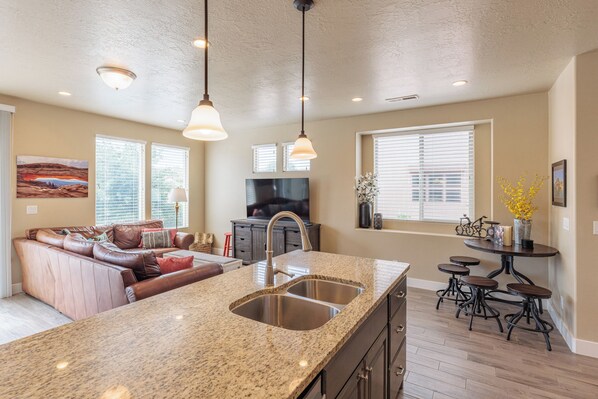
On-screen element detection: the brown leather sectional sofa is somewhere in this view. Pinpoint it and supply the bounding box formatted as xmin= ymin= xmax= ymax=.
xmin=13 ymin=220 xmax=223 ymax=320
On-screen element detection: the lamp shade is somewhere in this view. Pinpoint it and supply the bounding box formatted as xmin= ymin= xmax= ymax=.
xmin=168 ymin=188 xmax=188 ymax=203
xmin=183 ymin=103 xmax=228 ymax=141
xmin=290 ymin=135 xmax=317 ymax=160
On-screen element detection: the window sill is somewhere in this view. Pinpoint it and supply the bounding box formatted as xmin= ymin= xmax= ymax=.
xmin=354 ymin=227 xmax=467 ymax=239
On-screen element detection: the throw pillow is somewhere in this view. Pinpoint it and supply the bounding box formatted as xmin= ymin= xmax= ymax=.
xmin=138 ymin=228 xmax=177 ymax=248
xmin=59 ymin=228 xmax=71 ymax=235
xmin=157 ymin=256 xmax=194 ymax=275
xmin=141 ymin=230 xmax=172 ymax=249
xmin=86 ymin=232 xmax=109 ymax=242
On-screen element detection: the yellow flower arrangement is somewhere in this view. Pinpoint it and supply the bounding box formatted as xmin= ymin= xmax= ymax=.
xmin=497 ymin=174 xmax=547 ymax=221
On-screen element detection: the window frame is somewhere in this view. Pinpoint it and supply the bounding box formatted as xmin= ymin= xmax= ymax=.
xmin=95 ymin=134 xmax=146 ymax=226
xmin=373 ymin=126 xmax=475 ymax=224
xmin=150 ymin=142 xmax=190 ymax=229
xmin=252 ymin=143 xmax=278 ymax=173
xmin=282 ymin=142 xmax=311 ymax=172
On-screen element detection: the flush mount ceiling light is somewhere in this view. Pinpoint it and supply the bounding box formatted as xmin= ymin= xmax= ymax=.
xmin=290 ymin=0 xmax=317 ymax=160
xmin=452 ymin=80 xmax=468 ymax=87
xmin=96 ymin=66 xmax=137 ymax=90
xmin=183 ymin=0 xmax=228 ymax=141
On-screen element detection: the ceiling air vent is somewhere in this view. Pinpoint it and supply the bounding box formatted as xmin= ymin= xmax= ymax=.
xmin=385 ymin=94 xmax=419 ymax=103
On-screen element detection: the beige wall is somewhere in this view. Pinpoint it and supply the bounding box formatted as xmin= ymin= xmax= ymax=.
xmin=574 ymin=50 xmax=598 ymax=343
xmin=205 ymin=93 xmax=550 ymax=287
xmin=1 ymin=95 xmax=205 ymax=285
xmin=548 ymin=58 xmax=577 ymax=336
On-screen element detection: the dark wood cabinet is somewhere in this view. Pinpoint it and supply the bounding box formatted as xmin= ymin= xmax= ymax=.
xmin=299 ymin=277 xmax=406 ymax=399
xmin=231 ymin=219 xmax=320 ymax=264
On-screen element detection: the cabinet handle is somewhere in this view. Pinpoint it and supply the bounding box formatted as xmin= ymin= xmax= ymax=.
xmin=395 ymin=366 xmax=405 ymax=376
xmin=394 ymin=291 xmax=406 ymax=299
xmin=365 ymin=366 xmax=373 ymax=399
xmin=395 ymin=325 xmax=405 ymax=333
xmin=357 ymin=373 xmax=368 ymax=399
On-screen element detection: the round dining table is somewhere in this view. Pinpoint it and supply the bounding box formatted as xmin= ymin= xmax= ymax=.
xmin=464 ymin=238 xmax=559 ymax=311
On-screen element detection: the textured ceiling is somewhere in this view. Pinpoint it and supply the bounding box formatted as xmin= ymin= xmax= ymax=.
xmin=1 ymin=0 xmax=598 ymax=132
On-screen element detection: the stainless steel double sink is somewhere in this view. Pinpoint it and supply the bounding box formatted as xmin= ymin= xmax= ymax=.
xmin=231 ymin=278 xmax=364 ymax=331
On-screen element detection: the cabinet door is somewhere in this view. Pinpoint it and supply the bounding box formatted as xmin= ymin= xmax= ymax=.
xmin=251 ymin=226 xmax=266 ymax=262
xmin=336 ymin=361 xmax=366 ymax=399
xmin=365 ymin=328 xmax=388 ymax=399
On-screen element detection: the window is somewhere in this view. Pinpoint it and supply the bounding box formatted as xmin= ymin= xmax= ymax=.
xmin=253 ymin=144 xmax=277 ymax=173
xmin=96 ymin=136 xmax=145 ymax=225
xmin=151 ymin=144 xmax=189 ymax=229
xmin=374 ymin=126 xmax=474 ymax=222
xmin=283 ymin=142 xmax=310 ymax=172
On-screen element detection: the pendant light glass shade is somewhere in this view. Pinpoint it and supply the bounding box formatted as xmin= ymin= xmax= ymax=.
xmin=183 ymin=102 xmax=228 ymax=141
xmin=291 ymin=134 xmax=317 ymax=159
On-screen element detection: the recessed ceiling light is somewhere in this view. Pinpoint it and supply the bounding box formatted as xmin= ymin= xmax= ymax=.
xmin=352 ymin=97 xmax=363 ymax=102
xmin=452 ymin=80 xmax=468 ymax=87
xmin=56 ymin=361 xmax=69 ymax=370
xmin=175 ymin=315 xmax=184 ymax=320
xmin=300 ymin=96 xmax=310 ymax=101
xmin=58 ymin=91 xmax=71 ymax=96
xmin=192 ymin=38 xmax=210 ymax=48
xmin=96 ymin=66 xmax=137 ymax=90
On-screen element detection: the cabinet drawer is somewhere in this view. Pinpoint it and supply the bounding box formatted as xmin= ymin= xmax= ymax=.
xmin=389 ymin=278 xmax=407 ymax=319
xmin=286 ymin=229 xmax=302 ymax=245
xmin=285 ymin=243 xmax=302 ymax=252
xmin=235 ymin=225 xmax=251 ymax=240
xmin=234 ymin=236 xmax=250 ymax=250
xmin=389 ymin=340 xmax=407 ymax=399
xmin=389 ymin=301 xmax=407 ymax=362
xmin=235 ymin=248 xmax=251 ymax=262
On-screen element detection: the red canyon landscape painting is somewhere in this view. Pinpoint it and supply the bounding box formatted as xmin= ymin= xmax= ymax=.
xmin=17 ymin=156 xmax=88 ymax=198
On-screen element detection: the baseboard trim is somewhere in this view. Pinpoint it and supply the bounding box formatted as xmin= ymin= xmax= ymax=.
xmin=11 ymin=283 xmax=22 ymax=295
xmin=546 ymin=300 xmax=576 ymax=353
xmin=407 ymin=277 xmax=446 ymax=291
xmin=212 ymin=247 xmax=224 ymax=256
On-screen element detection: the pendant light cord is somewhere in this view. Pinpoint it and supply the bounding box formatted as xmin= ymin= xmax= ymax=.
xmin=204 ymin=0 xmax=209 ymax=101
xmin=301 ymin=8 xmax=306 ymax=135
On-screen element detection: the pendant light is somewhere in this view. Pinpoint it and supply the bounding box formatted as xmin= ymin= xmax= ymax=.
xmin=290 ymin=0 xmax=317 ymax=160
xmin=183 ymin=0 xmax=228 ymax=141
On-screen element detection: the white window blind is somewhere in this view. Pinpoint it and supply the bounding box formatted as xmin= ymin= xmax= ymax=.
xmin=374 ymin=126 xmax=474 ymax=223
xmin=253 ymin=144 xmax=277 ymax=173
xmin=96 ymin=135 xmax=145 ymax=225
xmin=283 ymin=142 xmax=310 ymax=172
xmin=151 ymin=144 xmax=189 ymax=229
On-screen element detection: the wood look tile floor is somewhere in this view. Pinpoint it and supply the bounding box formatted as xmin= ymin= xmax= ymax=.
xmin=1 ymin=291 xmax=598 ymax=398
xmin=399 ymin=288 xmax=598 ymax=399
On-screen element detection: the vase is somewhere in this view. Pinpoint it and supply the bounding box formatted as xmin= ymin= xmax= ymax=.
xmin=359 ymin=202 xmax=372 ymax=228
xmin=513 ymin=219 xmax=532 ymax=245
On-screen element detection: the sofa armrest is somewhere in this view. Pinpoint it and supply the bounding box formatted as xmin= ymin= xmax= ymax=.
xmin=174 ymin=232 xmax=194 ymax=250
xmin=125 ymin=263 xmax=223 ymax=302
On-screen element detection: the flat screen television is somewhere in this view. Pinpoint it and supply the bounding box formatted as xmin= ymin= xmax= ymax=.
xmin=246 ymin=178 xmax=310 ymax=221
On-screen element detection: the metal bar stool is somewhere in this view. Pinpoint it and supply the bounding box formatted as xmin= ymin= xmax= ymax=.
xmin=456 ymin=276 xmax=503 ymax=332
xmin=505 ymin=283 xmax=554 ymax=351
xmin=436 ymin=264 xmax=471 ymax=309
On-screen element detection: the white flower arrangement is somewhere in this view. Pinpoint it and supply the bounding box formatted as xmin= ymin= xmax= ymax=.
xmin=355 ymin=172 xmax=379 ymax=204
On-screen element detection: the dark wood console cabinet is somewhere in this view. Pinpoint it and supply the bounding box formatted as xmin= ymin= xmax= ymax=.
xmin=299 ymin=277 xmax=407 ymax=399
xmin=231 ymin=219 xmax=321 ymax=265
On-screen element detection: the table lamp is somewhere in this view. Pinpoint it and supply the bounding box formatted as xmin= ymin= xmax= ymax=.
xmin=168 ymin=188 xmax=188 ymax=230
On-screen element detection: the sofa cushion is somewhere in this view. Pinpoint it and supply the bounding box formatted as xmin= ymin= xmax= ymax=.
xmin=122 ymin=247 xmax=179 ymax=258
xmin=26 ymin=225 xmax=113 ymax=241
xmin=64 ymin=233 xmax=95 ymax=257
xmin=36 ymin=229 xmax=66 ymax=248
xmin=141 ymin=230 xmax=172 ymax=249
xmin=156 ymin=256 xmax=194 ymax=274
xmin=93 ymin=242 xmax=161 ymax=280
xmin=113 ymin=220 xmax=163 ymax=250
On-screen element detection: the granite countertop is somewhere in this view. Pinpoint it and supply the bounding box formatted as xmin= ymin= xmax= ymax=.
xmin=0 ymin=251 xmax=409 ymax=399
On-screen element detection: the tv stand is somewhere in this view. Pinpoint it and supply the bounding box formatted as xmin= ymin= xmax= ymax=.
xmin=231 ymin=219 xmax=321 ymax=265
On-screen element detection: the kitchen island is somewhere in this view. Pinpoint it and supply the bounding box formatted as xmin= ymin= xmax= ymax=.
xmin=0 ymin=251 xmax=409 ymax=398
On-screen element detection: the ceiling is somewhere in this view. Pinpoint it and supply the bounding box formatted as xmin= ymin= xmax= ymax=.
xmin=1 ymin=0 xmax=598 ymax=132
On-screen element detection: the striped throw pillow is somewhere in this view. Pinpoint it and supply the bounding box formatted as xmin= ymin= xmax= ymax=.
xmin=141 ymin=230 xmax=172 ymax=249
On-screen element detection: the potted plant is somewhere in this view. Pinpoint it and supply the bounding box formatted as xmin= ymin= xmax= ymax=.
xmin=497 ymin=174 xmax=547 ymax=245
xmin=355 ymin=173 xmax=379 ymax=228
